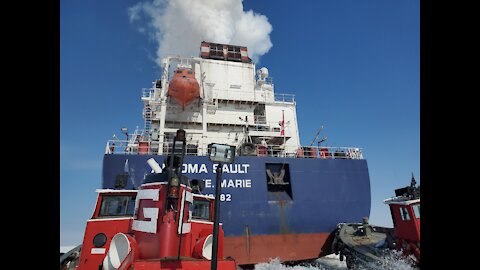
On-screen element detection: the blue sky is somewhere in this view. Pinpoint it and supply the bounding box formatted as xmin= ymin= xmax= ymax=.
xmin=60 ymin=0 xmax=419 ymax=247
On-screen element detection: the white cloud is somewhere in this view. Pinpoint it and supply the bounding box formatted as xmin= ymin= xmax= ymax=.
xmin=128 ymin=4 xmax=143 ymax=22
xmin=128 ymin=0 xmax=273 ymax=65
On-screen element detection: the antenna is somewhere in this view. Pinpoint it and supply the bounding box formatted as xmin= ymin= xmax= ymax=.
xmin=318 ymin=136 xmax=328 ymax=145
xmin=309 ymin=126 xmax=324 ymax=146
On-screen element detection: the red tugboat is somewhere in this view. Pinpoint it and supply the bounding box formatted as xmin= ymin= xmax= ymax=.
xmin=167 ymin=67 xmax=200 ymax=109
xmin=384 ymin=174 xmax=420 ymax=264
xmin=331 ymin=175 xmax=420 ymax=268
xmin=60 ymin=130 xmax=237 ymax=270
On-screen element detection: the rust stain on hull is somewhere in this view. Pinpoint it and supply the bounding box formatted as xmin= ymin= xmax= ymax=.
xmin=277 ymin=199 xmax=290 ymax=234
xmin=224 ymin=232 xmax=335 ymax=265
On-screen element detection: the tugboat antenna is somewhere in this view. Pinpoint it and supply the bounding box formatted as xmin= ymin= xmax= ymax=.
xmin=410 ymin=172 xmax=416 ymax=187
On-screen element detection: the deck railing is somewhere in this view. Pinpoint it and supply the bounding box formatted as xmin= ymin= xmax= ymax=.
xmin=274 ymin=94 xmax=295 ymax=103
xmin=105 ymin=139 xmax=364 ymax=160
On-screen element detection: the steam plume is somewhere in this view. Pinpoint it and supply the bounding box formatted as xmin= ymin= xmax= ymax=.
xmin=128 ymin=0 xmax=273 ymax=66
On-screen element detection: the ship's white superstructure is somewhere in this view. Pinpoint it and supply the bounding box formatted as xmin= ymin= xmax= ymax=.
xmin=106 ymin=42 xmax=363 ymax=160
xmin=141 ymin=54 xmax=299 ymax=156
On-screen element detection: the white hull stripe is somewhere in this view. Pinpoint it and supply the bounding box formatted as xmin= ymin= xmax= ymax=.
xmin=384 ymin=198 xmax=420 ymax=205
xmin=91 ymin=248 xmax=106 ymax=254
xmin=95 ymin=189 xmax=138 ymax=193
xmin=88 ymin=217 xmax=133 ymax=222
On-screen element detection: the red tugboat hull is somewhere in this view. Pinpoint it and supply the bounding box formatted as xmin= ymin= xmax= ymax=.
xmin=330 ymin=175 xmax=420 ymax=268
xmin=77 ymin=191 xmax=137 ymax=270
xmin=70 ymin=130 xmax=238 ymax=270
xmin=385 ymin=174 xmax=420 ymax=264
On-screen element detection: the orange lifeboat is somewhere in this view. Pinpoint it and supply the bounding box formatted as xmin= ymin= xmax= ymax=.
xmin=168 ymin=68 xmax=200 ymax=109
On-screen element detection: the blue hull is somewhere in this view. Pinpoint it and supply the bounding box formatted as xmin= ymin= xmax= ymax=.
xmin=103 ymin=154 xmax=371 ymax=238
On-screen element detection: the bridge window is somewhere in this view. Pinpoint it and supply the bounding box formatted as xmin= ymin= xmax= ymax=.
xmin=400 ymin=207 xmax=410 ymax=221
xmin=209 ymin=43 xmax=224 ymax=58
xmin=412 ymin=204 xmax=420 ymax=219
xmin=99 ymin=195 xmax=136 ymax=217
xmin=227 ymin=46 xmax=241 ymax=60
xmin=192 ymin=199 xmax=211 ymax=221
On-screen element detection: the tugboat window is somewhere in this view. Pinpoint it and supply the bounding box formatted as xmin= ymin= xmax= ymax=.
xmin=412 ymin=204 xmax=420 ymax=219
xmin=192 ymin=200 xmax=211 ymax=221
xmin=99 ymin=195 xmax=136 ymax=217
xmin=400 ymin=207 xmax=410 ymax=221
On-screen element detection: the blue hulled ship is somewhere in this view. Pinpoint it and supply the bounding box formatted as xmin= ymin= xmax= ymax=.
xmin=102 ymin=41 xmax=371 ymax=265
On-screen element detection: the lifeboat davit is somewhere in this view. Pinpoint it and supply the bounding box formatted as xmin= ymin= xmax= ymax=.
xmin=168 ymin=68 xmax=200 ymax=109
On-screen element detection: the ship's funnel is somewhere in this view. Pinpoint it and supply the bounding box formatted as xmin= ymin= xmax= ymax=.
xmin=147 ymin=158 xmax=162 ymax=173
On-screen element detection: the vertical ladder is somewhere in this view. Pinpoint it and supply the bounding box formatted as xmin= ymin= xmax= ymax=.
xmin=145 ymin=120 xmax=152 ymax=132
xmin=144 ymin=104 xmax=152 ymax=132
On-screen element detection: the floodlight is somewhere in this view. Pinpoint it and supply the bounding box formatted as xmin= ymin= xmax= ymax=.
xmin=208 ymin=143 xmax=236 ymax=164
